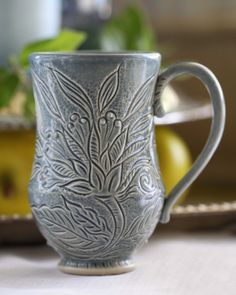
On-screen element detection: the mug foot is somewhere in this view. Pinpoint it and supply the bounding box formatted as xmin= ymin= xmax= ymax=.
xmin=58 ymin=258 xmax=135 ymax=276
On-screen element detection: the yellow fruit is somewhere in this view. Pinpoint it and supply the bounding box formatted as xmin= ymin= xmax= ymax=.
xmin=155 ymin=126 xmax=192 ymax=205
xmin=0 ymin=129 xmax=35 ymax=216
xmin=0 ymin=125 xmax=191 ymax=215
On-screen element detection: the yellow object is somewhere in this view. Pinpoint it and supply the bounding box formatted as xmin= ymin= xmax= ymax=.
xmin=0 ymin=129 xmax=35 ymax=216
xmin=0 ymin=126 xmax=191 ymax=215
xmin=155 ymin=126 xmax=192 ymax=205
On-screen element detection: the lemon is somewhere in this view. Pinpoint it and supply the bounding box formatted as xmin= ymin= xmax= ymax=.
xmin=0 ymin=126 xmax=191 ymax=215
xmin=0 ymin=129 xmax=35 ymax=216
xmin=155 ymin=126 xmax=192 ymax=205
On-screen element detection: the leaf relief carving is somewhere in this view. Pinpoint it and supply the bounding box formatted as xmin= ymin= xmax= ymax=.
xmin=32 ymin=70 xmax=63 ymax=122
xmin=50 ymin=67 xmax=93 ymax=120
xmin=65 ymin=199 xmax=112 ymax=240
xmin=98 ymin=65 xmax=120 ymax=114
xmin=124 ymin=74 xmax=155 ymax=120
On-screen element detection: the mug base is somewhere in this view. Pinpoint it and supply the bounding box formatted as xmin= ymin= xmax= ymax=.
xmin=58 ymin=258 xmax=135 ymax=276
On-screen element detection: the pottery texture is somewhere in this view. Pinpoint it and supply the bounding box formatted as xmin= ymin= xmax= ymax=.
xmin=29 ymin=54 xmax=165 ymax=265
xmin=29 ymin=53 xmax=225 ymax=273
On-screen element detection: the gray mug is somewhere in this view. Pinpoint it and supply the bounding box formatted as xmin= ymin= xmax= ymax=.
xmin=29 ymin=52 xmax=225 ymax=275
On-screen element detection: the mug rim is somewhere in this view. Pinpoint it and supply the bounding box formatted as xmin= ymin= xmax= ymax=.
xmin=29 ymin=51 xmax=161 ymax=61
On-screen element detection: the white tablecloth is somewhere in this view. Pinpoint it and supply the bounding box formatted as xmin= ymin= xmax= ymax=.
xmin=0 ymin=232 xmax=235 ymax=295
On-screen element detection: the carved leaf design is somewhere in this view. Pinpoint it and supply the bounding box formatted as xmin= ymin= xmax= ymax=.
xmin=32 ymin=71 xmax=63 ymax=122
xmin=31 ymin=136 xmax=44 ymax=181
xmin=64 ymin=179 xmax=93 ymax=196
xmin=124 ymin=75 xmax=155 ymax=120
xmin=124 ymin=204 xmax=160 ymax=238
xmin=118 ymin=167 xmax=141 ymax=192
xmin=65 ymin=199 xmax=112 ymax=239
xmin=90 ymin=163 xmax=105 ymax=190
xmin=49 ymin=142 xmax=64 ymax=159
xmin=104 ymin=164 xmax=122 ymax=193
xmin=50 ymin=67 xmax=93 ymax=119
xmin=30 ymin=162 xmax=41 ymax=181
xmin=118 ymin=158 xmax=150 ymax=192
xmin=129 ymin=113 xmax=151 ymax=137
xmin=100 ymin=150 xmax=111 ymax=173
xmin=109 ymin=129 xmax=127 ymax=164
xmin=55 ymin=236 xmax=94 ymax=249
xmin=74 ymin=118 xmax=90 ymax=147
xmin=89 ymin=127 xmax=100 ymax=163
xmin=35 ymin=136 xmax=43 ymax=158
xmin=33 ymin=205 xmax=75 ymax=230
xmin=32 ymin=205 xmax=108 ymax=248
xmin=30 ymin=65 xmax=165 ymax=260
xmin=71 ymin=159 xmax=88 ymax=177
xmin=51 ymin=158 xmax=77 ymax=179
xmin=63 ymin=129 xmax=88 ymax=161
xmin=40 ymin=174 xmax=62 ymax=191
xmin=98 ymin=66 xmax=120 ymax=113
xmin=118 ymin=138 xmax=147 ymax=164
xmin=137 ymin=205 xmax=160 ymax=233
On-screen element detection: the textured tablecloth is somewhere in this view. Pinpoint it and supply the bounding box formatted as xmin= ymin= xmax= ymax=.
xmin=0 ymin=232 xmax=235 ymax=295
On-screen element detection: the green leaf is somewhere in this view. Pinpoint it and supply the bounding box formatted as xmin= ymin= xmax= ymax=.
xmin=0 ymin=67 xmax=19 ymax=108
xmin=99 ymin=6 xmax=157 ymax=51
xmin=23 ymin=90 xmax=35 ymax=121
xmin=19 ymin=29 xmax=87 ymax=68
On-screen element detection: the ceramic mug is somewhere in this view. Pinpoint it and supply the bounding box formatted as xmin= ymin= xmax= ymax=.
xmin=29 ymin=52 xmax=225 ymax=275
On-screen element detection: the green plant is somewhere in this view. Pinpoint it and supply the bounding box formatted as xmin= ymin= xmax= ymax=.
xmin=0 ymin=29 xmax=86 ymax=120
xmin=99 ymin=6 xmax=157 ymax=51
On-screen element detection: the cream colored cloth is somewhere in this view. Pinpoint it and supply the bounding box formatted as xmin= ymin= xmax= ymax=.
xmin=0 ymin=232 xmax=235 ymax=295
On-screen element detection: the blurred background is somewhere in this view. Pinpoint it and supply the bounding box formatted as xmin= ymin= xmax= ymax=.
xmin=0 ymin=0 xmax=235 ymax=244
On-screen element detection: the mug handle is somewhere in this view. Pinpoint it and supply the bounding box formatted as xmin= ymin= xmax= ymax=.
xmin=153 ymin=62 xmax=225 ymax=223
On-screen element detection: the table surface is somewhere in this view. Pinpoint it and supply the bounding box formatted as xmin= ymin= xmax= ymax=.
xmin=0 ymin=232 xmax=235 ymax=295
